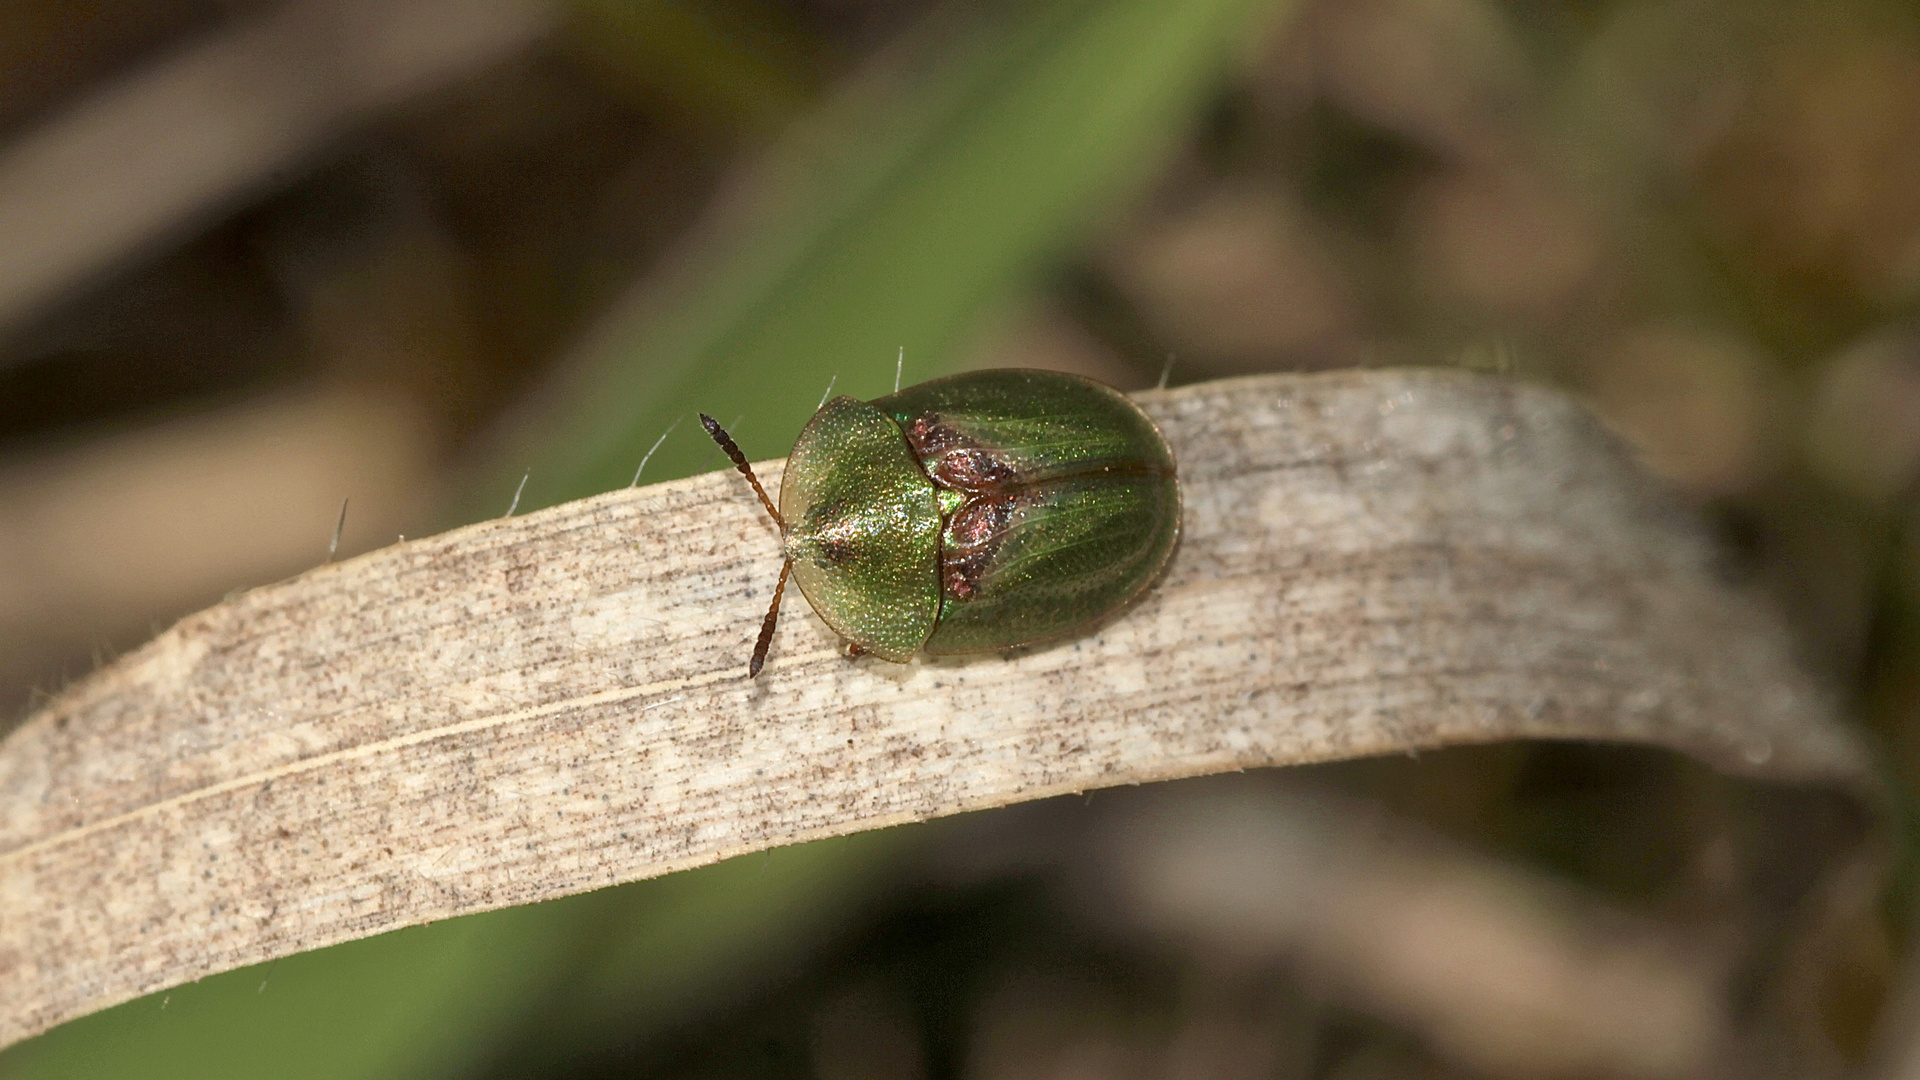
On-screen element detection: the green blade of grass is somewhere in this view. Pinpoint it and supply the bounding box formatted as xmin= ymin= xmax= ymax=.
xmin=0 ymin=833 xmax=906 ymax=1080
xmin=470 ymin=0 xmax=1287 ymax=516
xmin=0 ymin=0 xmax=1291 ymax=1075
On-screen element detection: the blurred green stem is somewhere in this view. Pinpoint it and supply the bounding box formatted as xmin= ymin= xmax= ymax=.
xmin=463 ymin=0 xmax=1289 ymax=519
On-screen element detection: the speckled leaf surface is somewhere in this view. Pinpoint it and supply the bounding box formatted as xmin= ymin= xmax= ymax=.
xmin=0 ymin=369 xmax=1875 ymax=1050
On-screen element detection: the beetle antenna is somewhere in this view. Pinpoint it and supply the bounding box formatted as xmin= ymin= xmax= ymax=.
xmin=749 ymin=559 xmax=790 ymax=677
xmin=894 ymin=347 xmax=903 ymax=393
xmin=700 ymin=413 xmax=783 ymax=526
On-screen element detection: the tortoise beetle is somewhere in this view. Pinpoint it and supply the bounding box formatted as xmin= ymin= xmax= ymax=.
xmin=701 ymin=368 xmax=1179 ymax=676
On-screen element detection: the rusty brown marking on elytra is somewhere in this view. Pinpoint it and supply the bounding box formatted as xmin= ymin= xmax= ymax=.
xmin=942 ymin=496 xmax=1021 ymax=599
xmin=904 ymin=412 xmax=1027 ymax=601
xmin=906 ymin=412 xmax=1018 ymax=492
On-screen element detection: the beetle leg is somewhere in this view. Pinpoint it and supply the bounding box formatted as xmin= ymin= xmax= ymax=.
xmin=749 ymin=559 xmax=791 ymax=678
xmin=845 ymin=642 xmax=868 ymax=660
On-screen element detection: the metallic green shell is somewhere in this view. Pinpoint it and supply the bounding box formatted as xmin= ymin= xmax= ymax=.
xmin=779 ymin=395 xmax=942 ymax=662
xmin=870 ymin=368 xmax=1180 ymax=655
xmin=778 ymin=369 xmax=1179 ymax=661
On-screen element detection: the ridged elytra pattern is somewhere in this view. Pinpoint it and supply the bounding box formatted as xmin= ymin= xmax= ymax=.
xmin=870 ymin=369 xmax=1179 ymax=654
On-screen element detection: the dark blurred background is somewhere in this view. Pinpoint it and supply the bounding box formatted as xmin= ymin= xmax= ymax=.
xmin=1 ymin=0 xmax=1917 ymax=1076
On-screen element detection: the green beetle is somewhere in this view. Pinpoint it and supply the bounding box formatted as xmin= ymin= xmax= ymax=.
xmin=701 ymin=368 xmax=1179 ymax=676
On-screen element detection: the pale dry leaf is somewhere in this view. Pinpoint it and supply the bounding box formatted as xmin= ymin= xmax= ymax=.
xmin=0 ymin=369 xmax=1874 ymax=1049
